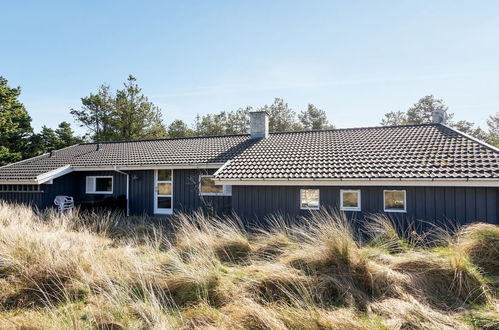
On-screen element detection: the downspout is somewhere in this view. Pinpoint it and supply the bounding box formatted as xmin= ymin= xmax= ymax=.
xmin=113 ymin=166 xmax=129 ymax=216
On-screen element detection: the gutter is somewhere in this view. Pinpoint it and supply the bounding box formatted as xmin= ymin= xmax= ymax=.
xmin=113 ymin=166 xmax=130 ymax=216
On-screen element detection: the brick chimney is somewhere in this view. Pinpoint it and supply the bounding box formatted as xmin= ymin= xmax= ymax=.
xmin=249 ymin=111 xmax=269 ymax=139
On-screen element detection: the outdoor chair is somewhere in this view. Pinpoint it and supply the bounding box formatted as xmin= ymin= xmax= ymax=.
xmin=54 ymin=195 xmax=74 ymax=212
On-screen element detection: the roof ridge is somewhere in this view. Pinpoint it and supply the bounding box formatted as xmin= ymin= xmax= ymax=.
xmin=77 ymin=123 xmax=438 ymax=145
xmin=78 ymin=133 xmax=250 ymax=145
xmin=267 ymin=123 xmax=438 ymax=135
xmin=441 ymin=124 xmax=499 ymax=154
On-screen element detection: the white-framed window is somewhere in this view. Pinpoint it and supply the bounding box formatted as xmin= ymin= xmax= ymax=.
xmin=300 ymin=189 xmax=320 ymax=210
xmin=199 ymin=175 xmax=232 ymax=196
xmin=340 ymin=189 xmax=361 ymax=211
xmin=85 ymin=176 xmax=113 ymax=194
xmin=384 ymin=190 xmax=406 ymax=213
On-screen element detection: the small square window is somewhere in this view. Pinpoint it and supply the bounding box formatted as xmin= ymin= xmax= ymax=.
xmin=300 ymin=189 xmax=320 ymax=210
xmin=340 ymin=190 xmax=361 ymax=211
xmin=384 ymin=190 xmax=406 ymax=212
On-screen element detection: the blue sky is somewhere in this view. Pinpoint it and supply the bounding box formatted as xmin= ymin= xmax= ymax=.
xmin=1 ymin=0 xmax=499 ymax=134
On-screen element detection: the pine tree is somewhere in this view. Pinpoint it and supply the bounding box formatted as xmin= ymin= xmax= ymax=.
xmin=0 ymin=76 xmax=36 ymax=165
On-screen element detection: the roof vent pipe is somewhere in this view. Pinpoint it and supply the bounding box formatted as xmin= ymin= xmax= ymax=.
xmin=249 ymin=111 xmax=269 ymax=139
xmin=432 ymin=109 xmax=448 ymax=125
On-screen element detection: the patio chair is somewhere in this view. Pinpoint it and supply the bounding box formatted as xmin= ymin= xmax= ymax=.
xmin=54 ymin=195 xmax=74 ymax=212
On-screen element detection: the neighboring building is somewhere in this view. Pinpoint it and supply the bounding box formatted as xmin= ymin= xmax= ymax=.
xmin=0 ymin=110 xmax=498 ymax=227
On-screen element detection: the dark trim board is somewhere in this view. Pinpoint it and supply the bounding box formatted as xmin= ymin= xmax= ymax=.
xmin=231 ymin=185 xmax=499 ymax=227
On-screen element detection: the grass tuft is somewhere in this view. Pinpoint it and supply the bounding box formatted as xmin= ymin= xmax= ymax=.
xmin=0 ymin=202 xmax=497 ymax=329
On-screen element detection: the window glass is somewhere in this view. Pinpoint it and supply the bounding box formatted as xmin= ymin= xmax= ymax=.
xmin=300 ymin=189 xmax=320 ymax=209
xmin=158 ymin=169 xmax=172 ymax=181
xmin=95 ymin=177 xmax=113 ymax=192
xmin=86 ymin=176 xmax=113 ymax=194
xmin=341 ymin=190 xmax=360 ymax=211
xmin=200 ymin=176 xmax=224 ymax=194
xmin=384 ymin=190 xmax=406 ymax=212
xmin=157 ymin=183 xmax=172 ymax=195
xmin=157 ymin=196 xmax=172 ymax=209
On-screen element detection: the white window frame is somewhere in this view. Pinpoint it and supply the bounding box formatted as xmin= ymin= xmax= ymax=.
xmin=383 ymin=189 xmax=407 ymax=213
xmin=199 ymin=175 xmax=232 ymax=196
xmin=340 ymin=189 xmax=361 ymax=211
xmin=85 ymin=176 xmax=113 ymax=194
xmin=300 ymin=188 xmax=320 ymax=210
xmin=154 ymin=169 xmax=173 ymax=215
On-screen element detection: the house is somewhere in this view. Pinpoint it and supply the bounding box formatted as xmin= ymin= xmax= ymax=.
xmin=0 ymin=110 xmax=498 ymax=227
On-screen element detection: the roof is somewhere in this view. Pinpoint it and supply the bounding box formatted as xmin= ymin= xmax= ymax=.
xmin=214 ymin=124 xmax=499 ymax=180
xmin=0 ymin=135 xmax=253 ymax=182
xmin=0 ymin=123 xmax=498 ymax=183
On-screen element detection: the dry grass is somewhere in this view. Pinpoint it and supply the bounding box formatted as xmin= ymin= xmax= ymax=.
xmin=0 ymin=202 xmax=497 ymax=329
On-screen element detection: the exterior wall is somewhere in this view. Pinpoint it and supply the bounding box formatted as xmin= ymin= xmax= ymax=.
xmin=2 ymin=171 xmax=498 ymax=229
xmin=0 ymin=169 xmax=231 ymax=216
xmin=172 ymin=169 xmax=231 ymax=216
xmin=0 ymin=171 xmax=128 ymax=211
xmin=232 ymin=185 xmax=499 ymax=227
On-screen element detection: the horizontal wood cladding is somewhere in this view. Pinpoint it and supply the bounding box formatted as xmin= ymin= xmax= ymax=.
xmin=232 ymin=185 xmax=498 ymax=226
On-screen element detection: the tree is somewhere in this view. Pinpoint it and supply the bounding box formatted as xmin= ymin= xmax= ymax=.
xmin=226 ymin=107 xmax=251 ymax=134
xmin=0 ymin=76 xmax=35 ymax=165
xmin=380 ymin=95 xmax=452 ymax=126
xmin=260 ymin=98 xmax=298 ymax=132
xmin=380 ymin=95 xmax=494 ymax=142
xmin=55 ymin=122 xmax=83 ymax=147
xmin=168 ymin=119 xmax=194 ymax=138
xmin=406 ymin=95 xmax=452 ymax=124
xmin=299 ymin=104 xmax=333 ymax=130
xmin=70 ymin=85 xmax=114 ymax=142
xmin=452 ymin=120 xmax=488 ymax=141
xmin=38 ymin=126 xmax=60 ymax=151
xmin=71 ymin=75 xmax=167 ymax=142
xmin=194 ymin=113 xmax=228 ymax=136
xmin=380 ymin=110 xmax=408 ymax=126
xmin=486 ymin=112 xmax=499 ymax=147
xmin=112 ymin=75 xmax=167 ymax=140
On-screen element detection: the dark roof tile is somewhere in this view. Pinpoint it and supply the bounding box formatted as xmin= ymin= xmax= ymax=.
xmin=214 ymin=124 xmax=499 ymax=180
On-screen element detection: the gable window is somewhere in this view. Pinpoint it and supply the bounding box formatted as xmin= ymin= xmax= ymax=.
xmin=340 ymin=189 xmax=361 ymax=211
xmin=384 ymin=190 xmax=406 ymax=212
xmin=199 ymin=175 xmax=232 ymax=196
xmin=300 ymin=189 xmax=320 ymax=210
xmin=86 ymin=176 xmax=113 ymax=194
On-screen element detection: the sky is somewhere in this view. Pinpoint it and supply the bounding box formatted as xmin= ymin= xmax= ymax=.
xmin=1 ymin=0 xmax=499 ymax=134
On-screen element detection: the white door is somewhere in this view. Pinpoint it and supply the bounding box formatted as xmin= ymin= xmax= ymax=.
xmin=154 ymin=169 xmax=173 ymax=214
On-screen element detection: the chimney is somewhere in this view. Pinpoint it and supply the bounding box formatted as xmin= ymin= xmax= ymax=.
xmin=249 ymin=111 xmax=269 ymax=139
xmin=432 ymin=109 xmax=448 ymax=125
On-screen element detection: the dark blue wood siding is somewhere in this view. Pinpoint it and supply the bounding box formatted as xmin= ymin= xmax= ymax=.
xmin=2 ymin=171 xmax=498 ymax=228
xmin=232 ymin=185 xmax=499 ymax=226
xmin=127 ymin=170 xmax=154 ymax=215
xmin=173 ymin=169 xmax=231 ymax=216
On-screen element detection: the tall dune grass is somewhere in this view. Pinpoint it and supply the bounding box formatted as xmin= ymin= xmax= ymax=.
xmin=0 ymin=201 xmax=497 ymax=329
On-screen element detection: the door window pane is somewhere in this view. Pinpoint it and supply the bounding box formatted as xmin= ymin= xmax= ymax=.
xmin=158 ymin=169 xmax=172 ymax=181
xmin=300 ymin=189 xmax=320 ymax=209
xmin=157 ymin=197 xmax=171 ymax=209
xmin=157 ymin=183 xmax=172 ymax=195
